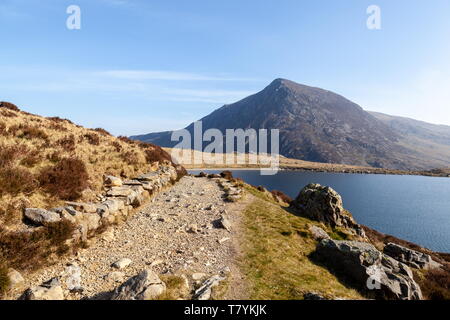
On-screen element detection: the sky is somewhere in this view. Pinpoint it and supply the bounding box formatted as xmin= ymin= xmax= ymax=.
xmin=1 ymin=0 xmax=450 ymax=135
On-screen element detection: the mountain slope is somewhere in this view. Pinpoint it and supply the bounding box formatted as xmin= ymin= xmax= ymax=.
xmin=132 ymin=79 xmax=450 ymax=170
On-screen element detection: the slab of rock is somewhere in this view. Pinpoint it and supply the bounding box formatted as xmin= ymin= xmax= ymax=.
xmin=105 ymin=271 xmax=125 ymax=283
xmin=64 ymin=263 xmax=83 ymax=293
xmin=308 ymin=225 xmax=330 ymax=241
xmin=112 ymin=258 xmax=132 ymax=269
xmin=107 ymin=186 xmax=134 ymax=197
xmin=65 ymin=202 xmax=97 ymax=213
xmin=315 ymin=239 xmax=422 ymax=300
xmin=24 ymin=208 xmax=61 ymax=226
xmin=111 ymin=270 xmax=166 ymax=300
xmin=8 ymin=269 xmax=24 ymax=289
xmin=193 ymin=275 xmax=225 ymax=300
xmin=291 ymin=184 xmax=365 ymax=237
xmin=215 ymin=215 xmax=232 ymax=232
xmin=104 ymin=175 xmax=123 ymax=187
xmin=383 ymin=243 xmax=441 ymax=270
xmin=21 ymin=278 xmax=64 ymax=300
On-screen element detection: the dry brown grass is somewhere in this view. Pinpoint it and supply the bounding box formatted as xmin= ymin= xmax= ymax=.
xmin=238 ymin=188 xmax=363 ymax=300
xmin=0 ymin=102 xmax=184 ymax=226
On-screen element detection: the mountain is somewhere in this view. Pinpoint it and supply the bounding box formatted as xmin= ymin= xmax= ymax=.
xmin=131 ymin=79 xmax=450 ymax=170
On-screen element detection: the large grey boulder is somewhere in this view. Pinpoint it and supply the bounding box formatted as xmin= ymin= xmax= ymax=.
xmin=384 ymin=243 xmax=441 ymax=270
xmin=21 ymin=278 xmax=64 ymax=300
xmin=24 ymin=208 xmax=61 ymax=225
xmin=291 ymin=184 xmax=365 ymax=237
xmin=111 ymin=270 xmax=166 ymax=300
xmin=315 ymin=239 xmax=422 ymax=300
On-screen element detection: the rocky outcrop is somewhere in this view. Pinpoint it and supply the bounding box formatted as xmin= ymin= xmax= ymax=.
xmin=291 ymin=183 xmax=365 ymax=237
xmin=24 ymin=208 xmax=61 ymax=226
xmin=110 ymin=270 xmax=166 ymax=300
xmin=308 ymin=225 xmax=330 ymax=241
xmin=315 ymin=239 xmax=422 ymax=300
xmin=193 ymin=275 xmax=225 ymax=300
xmin=21 ymin=278 xmax=64 ymax=300
xmin=383 ymin=243 xmax=441 ymax=270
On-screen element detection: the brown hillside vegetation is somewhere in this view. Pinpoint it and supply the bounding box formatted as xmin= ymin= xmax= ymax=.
xmin=0 ymin=102 xmax=185 ymax=227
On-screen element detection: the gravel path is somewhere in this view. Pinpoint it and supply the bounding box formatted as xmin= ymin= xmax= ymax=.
xmin=12 ymin=176 xmax=245 ymax=300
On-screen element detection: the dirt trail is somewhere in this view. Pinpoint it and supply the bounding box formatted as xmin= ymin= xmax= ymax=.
xmin=11 ymin=176 xmax=249 ymax=300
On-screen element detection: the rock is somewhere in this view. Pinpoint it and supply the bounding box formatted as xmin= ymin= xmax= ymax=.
xmin=215 ymin=215 xmax=232 ymax=232
xmin=291 ymin=184 xmax=365 ymax=237
xmin=193 ymin=275 xmax=225 ymax=300
xmin=64 ymin=263 xmax=83 ymax=293
xmin=218 ymin=237 xmax=230 ymax=244
xmin=137 ymin=172 xmax=160 ymax=183
xmin=303 ymin=292 xmax=327 ymax=300
xmin=104 ymin=175 xmax=123 ymax=187
xmin=101 ymin=227 xmax=115 ymax=242
xmin=105 ymin=271 xmax=125 ymax=283
xmin=192 ymin=273 xmax=207 ymax=281
xmin=111 ymin=270 xmax=166 ymax=300
xmin=107 ymin=186 xmax=134 ymax=197
xmin=102 ymin=199 xmax=124 ymax=214
xmin=383 ymin=243 xmax=441 ymax=270
xmin=112 ymin=258 xmax=132 ymax=269
xmin=308 ymin=225 xmax=330 ymax=241
xmin=24 ymin=208 xmax=61 ymax=226
xmin=65 ymin=202 xmax=97 ymax=213
xmin=187 ymin=224 xmax=200 ymax=234
xmin=7 ymin=269 xmax=24 ymax=289
xmin=315 ymin=239 xmax=422 ymax=300
xmin=21 ymin=278 xmax=64 ymax=300
xmin=149 ymin=259 xmax=164 ymax=267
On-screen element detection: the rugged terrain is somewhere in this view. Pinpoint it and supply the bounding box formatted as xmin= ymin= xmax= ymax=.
xmin=133 ymin=79 xmax=450 ymax=171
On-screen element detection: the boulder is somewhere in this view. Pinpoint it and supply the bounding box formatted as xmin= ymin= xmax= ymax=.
xmin=383 ymin=243 xmax=441 ymax=270
xmin=291 ymin=184 xmax=365 ymax=237
xmin=315 ymin=239 xmax=422 ymax=300
xmin=104 ymin=175 xmax=123 ymax=187
xmin=64 ymin=263 xmax=83 ymax=293
xmin=101 ymin=199 xmax=124 ymax=215
xmin=136 ymin=172 xmax=160 ymax=183
xmin=215 ymin=215 xmax=232 ymax=232
xmin=111 ymin=270 xmax=166 ymax=300
xmin=21 ymin=278 xmax=64 ymax=300
xmin=308 ymin=225 xmax=330 ymax=241
xmin=24 ymin=208 xmax=61 ymax=226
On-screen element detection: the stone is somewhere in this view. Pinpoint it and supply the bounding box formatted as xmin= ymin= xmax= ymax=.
xmin=107 ymin=186 xmax=134 ymax=197
xmin=64 ymin=263 xmax=82 ymax=293
xmin=65 ymin=202 xmax=97 ymax=213
xmin=105 ymin=271 xmax=125 ymax=283
xmin=21 ymin=278 xmax=64 ymax=300
xmin=101 ymin=227 xmax=115 ymax=242
xmin=383 ymin=243 xmax=441 ymax=270
xmin=104 ymin=175 xmax=123 ymax=187
xmin=24 ymin=208 xmax=61 ymax=226
xmin=303 ymin=292 xmax=327 ymax=300
xmin=214 ymin=215 xmax=232 ymax=232
xmin=192 ymin=273 xmax=206 ymax=281
xmin=137 ymin=172 xmax=160 ymax=183
xmin=315 ymin=239 xmax=422 ymax=300
xmin=102 ymin=199 xmax=124 ymax=214
xmin=291 ymin=184 xmax=365 ymax=237
xmin=112 ymin=258 xmax=132 ymax=269
xmin=187 ymin=224 xmax=200 ymax=234
xmin=218 ymin=237 xmax=230 ymax=244
xmin=308 ymin=225 xmax=330 ymax=241
xmin=193 ymin=275 xmax=225 ymax=300
xmin=7 ymin=269 xmax=24 ymax=288
xmin=111 ymin=270 xmax=166 ymax=300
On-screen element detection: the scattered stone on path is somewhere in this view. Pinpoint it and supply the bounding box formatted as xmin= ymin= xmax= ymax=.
xmin=110 ymin=270 xmax=166 ymax=300
xmin=21 ymin=278 xmax=64 ymax=300
xmin=193 ymin=275 xmax=225 ymax=300
xmin=112 ymin=258 xmax=132 ymax=270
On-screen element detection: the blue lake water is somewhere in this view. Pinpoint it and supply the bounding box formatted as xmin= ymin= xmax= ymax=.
xmin=190 ymin=170 xmax=450 ymax=252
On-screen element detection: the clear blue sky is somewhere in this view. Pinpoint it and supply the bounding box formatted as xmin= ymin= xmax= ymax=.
xmin=1 ymin=0 xmax=450 ymax=135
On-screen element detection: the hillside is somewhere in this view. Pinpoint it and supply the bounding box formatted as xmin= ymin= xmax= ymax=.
xmin=0 ymin=101 xmax=185 ymax=227
xmin=133 ymin=79 xmax=450 ymax=171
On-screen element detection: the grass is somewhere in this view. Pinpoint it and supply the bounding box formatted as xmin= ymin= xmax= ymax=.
xmin=157 ymin=275 xmax=189 ymax=300
xmin=238 ymin=189 xmax=363 ymax=300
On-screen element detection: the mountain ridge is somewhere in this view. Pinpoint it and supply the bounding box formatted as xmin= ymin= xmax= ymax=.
xmin=132 ymin=79 xmax=450 ymax=170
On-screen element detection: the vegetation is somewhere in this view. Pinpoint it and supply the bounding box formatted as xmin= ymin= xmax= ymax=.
xmin=157 ymin=275 xmax=189 ymax=300
xmin=238 ymin=188 xmax=362 ymax=300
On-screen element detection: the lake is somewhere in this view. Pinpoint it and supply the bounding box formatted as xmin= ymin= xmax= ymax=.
xmin=189 ymin=170 xmax=450 ymax=253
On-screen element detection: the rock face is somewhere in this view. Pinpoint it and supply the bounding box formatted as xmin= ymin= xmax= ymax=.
xmin=111 ymin=270 xmax=166 ymax=300
xmin=308 ymin=225 xmax=330 ymax=241
xmin=21 ymin=278 xmax=64 ymax=300
xmin=315 ymin=239 xmax=422 ymax=300
xmin=291 ymin=184 xmax=365 ymax=237
xmin=383 ymin=243 xmax=441 ymax=270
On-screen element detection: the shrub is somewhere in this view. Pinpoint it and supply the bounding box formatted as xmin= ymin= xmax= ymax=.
xmin=20 ymin=149 xmax=42 ymax=167
xmin=0 ymin=122 xmax=5 ymax=135
xmin=93 ymin=128 xmax=111 ymax=136
xmin=83 ymin=133 xmax=100 ymax=146
xmin=417 ymin=264 xmax=450 ymax=300
xmin=0 ymin=220 xmax=76 ymax=272
xmin=0 ymin=144 xmax=27 ymax=167
xmin=56 ymin=135 xmax=76 ymax=152
xmin=0 ymin=109 xmax=17 ymax=118
xmin=0 ymin=262 xmax=10 ymax=295
xmin=220 ymin=170 xmax=234 ymax=180
xmin=120 ymin=151 xmax=140 ymax=165
xmin=111 ymin=141 xmax=122 ymax=152
xmin=271 ymin=190 xmax=293 ymax=204
xmin=0 ymin=166 xmax=38 ymax=196
xmin=143 ymin=145 xmax=172 ymax=164
xmin=47 ymin=116 xmax=73 ymax=125
xmin=47 ymin=151 xmax=61 ymax=163
xmin=38 ymin=158 xmax=89 ymax=200
xmin=9 ymin=124 xmax=48 ymax=142
xmin=0 ymin=101 xmax=20 ymax=112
